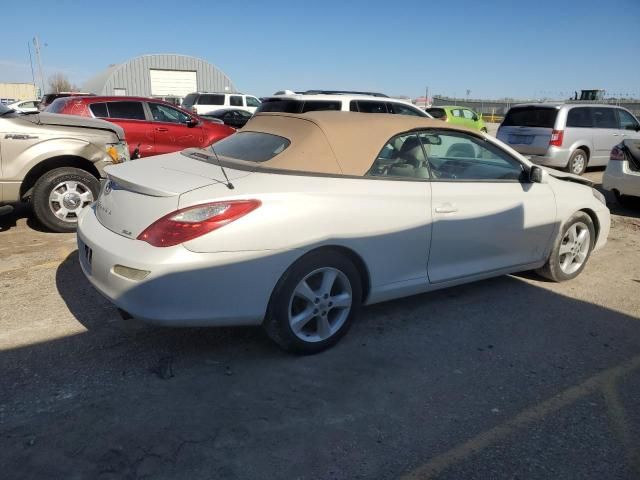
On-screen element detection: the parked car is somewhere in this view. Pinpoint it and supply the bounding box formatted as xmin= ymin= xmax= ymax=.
xmin=38 ymin=92 xmax=94 ymax=111
xmin=200 ymin=109 xmax=253 ymax=129
xmin=182 ymin=92 xmax=261 ymax=115
xmin=7 ymin=99 xmax=40 ymax=113
xmin=603 ymin=139 xmax=640 ymax=207
xmin=257 ymin=90 xmax=432 ymax=117
xmin=426 ymin=106 xmax=487 ymax=132
xmin=0 ymin=103 xmax=128 ymax=232
xmin=497 ymin=104 xmax=640 ymax=175
xmin=78 ymin=111 xmax=610 ymax=354
xmin=47 ymin=96 xmax=235 ymax=157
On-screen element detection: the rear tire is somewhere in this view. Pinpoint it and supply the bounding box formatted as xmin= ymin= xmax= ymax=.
xmin=566 ymin=149 xmax=588 ymax=176
xmin=263 ymin=250 xmax=362 ymax=354
xmin=32 ymin=167 xmax=99 ymax=233
xmin=537 ymin=212 xmax=595 ymax=282
xmin=480 ymin=127 xmax=488 ymax=133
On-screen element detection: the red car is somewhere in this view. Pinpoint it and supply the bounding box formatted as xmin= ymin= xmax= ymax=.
xmin=46 ymin=96 xmax=235 ymax=157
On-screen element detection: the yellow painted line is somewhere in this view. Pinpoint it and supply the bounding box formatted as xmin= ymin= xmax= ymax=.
xmin=402 ymin=354 xmax=640 ymax=480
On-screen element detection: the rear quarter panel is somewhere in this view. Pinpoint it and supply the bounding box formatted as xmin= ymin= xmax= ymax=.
xmin=179 ymin=172 xmax=433 ymax=291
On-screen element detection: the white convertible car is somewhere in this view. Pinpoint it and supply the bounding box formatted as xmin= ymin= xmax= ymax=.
xmin=77 ymin=112 xmax=610 ymax=353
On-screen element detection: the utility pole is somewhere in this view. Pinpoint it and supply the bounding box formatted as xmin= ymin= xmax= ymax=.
xmin=33 ymin=36 xmax=46 ymax=95
xmin=27 ymin=42 xmax=37 ymax=96
xmin=425 ymin=85 xmax=429 ymax=109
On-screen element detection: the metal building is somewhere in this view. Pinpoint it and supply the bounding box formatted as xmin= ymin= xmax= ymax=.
xmin=83 ymin=54 xmax=236 ymax=103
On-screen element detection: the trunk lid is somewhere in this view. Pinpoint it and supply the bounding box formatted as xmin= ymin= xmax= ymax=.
xmin=96 ymin=152 xmax=251 ymax=239
xmin=497 ymin=105 xmax=560 ymax=155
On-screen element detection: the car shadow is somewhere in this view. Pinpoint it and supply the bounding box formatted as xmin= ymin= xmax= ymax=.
xmin=0 ymin=202 xmax=50 ymax=233
xmin=0 ymin=252 xmax=638 ymax=479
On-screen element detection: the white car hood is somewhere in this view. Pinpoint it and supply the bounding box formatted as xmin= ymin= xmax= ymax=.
xmin=541 ymin=166 xmax=594 ymax=187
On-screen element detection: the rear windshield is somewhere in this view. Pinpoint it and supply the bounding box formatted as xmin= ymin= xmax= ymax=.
xmin=46 ymin=98 xmax=69 ymax=113
xmin=427 ymin=108 xmax=447 ymax=119
xmin=41 ymin=93 xmax=66 ymax=105
xmin=182 ymin=93 xmax=198 ymax=108
xmin=503 ymin=107 xmax=558 ymax=128
xmin=210 ymin=132 xmax=290 ymax=162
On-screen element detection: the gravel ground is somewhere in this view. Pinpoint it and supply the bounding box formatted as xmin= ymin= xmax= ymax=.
xmin=0 ymin=170 xmax=639 ymax=480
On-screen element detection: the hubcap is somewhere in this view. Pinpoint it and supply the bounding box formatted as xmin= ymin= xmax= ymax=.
xmin=571 ymin=154 xmax=586 ymax=174
xmin=558 ymin=222 xmax=590 ymax=275
xmin=49 ymin=180 xmax=94 ymax=223
xmin=288 ymin=267 xmax=352 ymax=342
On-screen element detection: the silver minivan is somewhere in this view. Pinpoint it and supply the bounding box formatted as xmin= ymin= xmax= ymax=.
xmin=497 ymin=104 xmax=640 ymax=175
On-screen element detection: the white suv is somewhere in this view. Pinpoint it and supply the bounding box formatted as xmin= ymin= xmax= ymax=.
xmin=182 ymin=92 xmax=261 ymax=115
xmin=257 ymin=90 xmax=431 ymax=117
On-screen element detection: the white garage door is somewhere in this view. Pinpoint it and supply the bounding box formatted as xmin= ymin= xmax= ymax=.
xmin=149 ymin=69 xmax=197 ymax=97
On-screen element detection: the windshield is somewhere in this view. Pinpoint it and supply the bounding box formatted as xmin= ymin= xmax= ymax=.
xmin=210 ymin=131 xmax=290 ymax=162
xmin=0 ymin=104 xmax=15 ymax=116
xmin=503 ymin=106 xmax=558 ymax=128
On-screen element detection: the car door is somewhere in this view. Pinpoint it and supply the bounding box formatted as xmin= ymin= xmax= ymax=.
xmin=147 ymin=102 xmax=203 ymax=155
xmin=616 ymin=108 xmax=640 ymax=142
xmin=461 ymin=109 xmax=477 ymax=129
xmin=423 ymin=130 xmax=557 ymax=283
xmin=364 ymin=132 xmax=432 ymax=292
xmin=91 ymin=101 xmax=153 ymax=157
xmin=590 ymin=107 xmax=621 ymax=166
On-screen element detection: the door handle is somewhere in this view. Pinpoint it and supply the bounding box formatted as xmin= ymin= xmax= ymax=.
xmin=155 ymin=127 xmax=169 ymax=132
xmin=435 ymin=204 xmax=458 ymax=214
xmin=612 ymin=133 xmax=620 ymax=136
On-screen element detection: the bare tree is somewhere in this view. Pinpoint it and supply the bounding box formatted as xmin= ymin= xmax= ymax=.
xmin=48 ymin=72 xmax=73 ymax=93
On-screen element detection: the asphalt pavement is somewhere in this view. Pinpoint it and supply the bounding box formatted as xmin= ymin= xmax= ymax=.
xmin=1 ymin=171 xmax=639 ymax=480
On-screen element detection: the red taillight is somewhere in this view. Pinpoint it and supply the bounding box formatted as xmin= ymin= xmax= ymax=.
xmin=137 ymin=200 xmax=261 ymax=247
xmin=610 ymin=145 xmax=626 ymax=162
xmin=549 ymin=129 xmax=564 ymax=147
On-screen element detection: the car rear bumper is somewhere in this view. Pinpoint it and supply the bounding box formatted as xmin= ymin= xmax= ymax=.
xmin=603 ymin=161 xmax=640 ymax=197
xmin=525 ymin=149 xmax=570 ymax=168
xmin=77 ymin=205 xmax=297 ymax=327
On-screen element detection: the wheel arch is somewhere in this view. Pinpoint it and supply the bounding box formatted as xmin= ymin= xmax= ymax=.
xmin=579 ymin=208 xmax=600 ymax=244
xmin=20 ymin=155 xmax=101 ymax=200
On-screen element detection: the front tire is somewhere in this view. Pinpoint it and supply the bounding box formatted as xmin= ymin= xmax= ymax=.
xmin=32 ymin=167 xmax=99 ymax=233
xmin=566 ymin=149 xmax=588 ymax=176
xmin=264 ymin=250 xmax=362 ymax=354
xmin=537 ymin=212 xmax=595 ymax=282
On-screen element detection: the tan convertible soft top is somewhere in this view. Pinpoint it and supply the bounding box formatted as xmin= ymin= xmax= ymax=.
xmin=236 ymin=111 xmax=472 ymax=176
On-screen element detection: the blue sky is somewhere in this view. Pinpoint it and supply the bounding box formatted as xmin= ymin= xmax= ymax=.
xmin=2 ymin=0 xmax=639 ymax=99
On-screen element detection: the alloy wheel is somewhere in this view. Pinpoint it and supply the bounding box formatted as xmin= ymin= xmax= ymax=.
xmin=48 ymin=180 xmax=94 ymax=223
xmin=558 ymin=222 xmax=591 ymax=275
xmin=287 ymin=267 xmax=353 ymax=342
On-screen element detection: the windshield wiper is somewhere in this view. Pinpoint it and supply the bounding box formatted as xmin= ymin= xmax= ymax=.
xmin=210 ymin=146 xmax=234 ymax=190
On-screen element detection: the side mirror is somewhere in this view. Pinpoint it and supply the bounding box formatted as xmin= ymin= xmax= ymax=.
xmin=472 ymin=115 xmax=479 ymax=122
xmin=625 ymin=124 xmax=640 ymax=132
xmin=529 ymin=165 xmax=548 ymax=184
xmin=185 ymin=118 xmax=198 ymax=128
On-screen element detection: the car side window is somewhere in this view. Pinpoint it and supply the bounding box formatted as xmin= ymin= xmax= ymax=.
xmin=462 ymin=109 xmax=474 ymax=119
xmin=356 ymin=101 xmax=388 ymax=114
xmin=366 ymin=134 xmax=430 ymax=179
xmin=89 ymin=103 xmax=109 ymax=118
xmin=106 ymin=101 xmax=145 ymax=120
xmin=230 ymin=96 xmax=243 ymax=107
xmin=422 ymin=131 xmax=524 ymax=181
xmin=388 ymin=103 xmax=423 ymax=116
xmin=245 ymin=96 xmax=261 ymax=107
xmin=617 ymin=109 xmax=639 ymax=130
xmin=198 ymin=94 xmax=224 ymax=105
xmin=566 ymin=107 xmax=593 ymax=128
xmin=148 ymin=103 xmax=190 ymax=124
xmin=451 ymin=109 xmax=463 ymax=118
xmin=591 ymin=107 xmax=617 ymax=129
